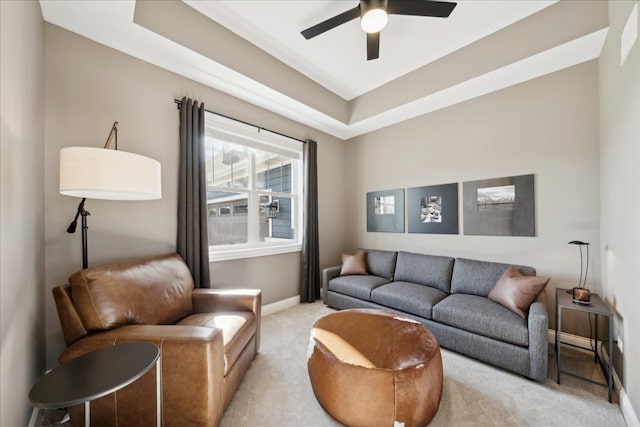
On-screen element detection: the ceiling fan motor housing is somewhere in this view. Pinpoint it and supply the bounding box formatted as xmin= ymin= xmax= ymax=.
xmin=302 ymin=0 xmax=457 ymax=60
xmin=361 ymin=0 xmax=389 ymax=14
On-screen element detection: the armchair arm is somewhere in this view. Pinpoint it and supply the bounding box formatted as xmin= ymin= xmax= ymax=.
xmin=59 ymin=324 xmax=224 ymax=362
xmin=52 ymin=285 xmax=88 ymax=346
xmin=192 ymin=288 xmax=262 ymax=351
xmin=59 ymin=325 xmax=225 ymax=426
xmin=322 ymin=266 xmax=341 ymax=304
xmin=192 ymin=288 xmax=261 ymax=315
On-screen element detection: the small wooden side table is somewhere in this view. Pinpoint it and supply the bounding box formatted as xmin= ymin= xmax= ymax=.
xmin=555 ymin=288 xmax=613 ymax=402
xmin=29 ymin=342 xmax=161 ymax=426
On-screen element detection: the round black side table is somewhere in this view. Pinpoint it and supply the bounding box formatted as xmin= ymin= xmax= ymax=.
xmin=29 ymin=342 xmax=161 ymax=427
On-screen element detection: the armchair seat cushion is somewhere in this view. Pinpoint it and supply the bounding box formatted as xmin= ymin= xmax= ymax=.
xmin=177 ymin=312 xmax=256 ymax=374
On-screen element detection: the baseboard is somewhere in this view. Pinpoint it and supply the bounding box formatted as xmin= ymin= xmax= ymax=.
xmin=548 ymin=329 xmax=640 ymax=426
xmin=546 ymin=329 xmax=595 ymax=349
xmin=620 ymin=386 xmax=640 ymax=427
xmin=262 ymin=295 xmax=300 ymax=317
xmin=600 ymin=340 xmax=640 ymax=427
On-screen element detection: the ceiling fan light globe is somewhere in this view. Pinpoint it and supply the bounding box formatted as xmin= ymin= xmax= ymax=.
xmin=361 ymin=9 xmax=387 ymax=33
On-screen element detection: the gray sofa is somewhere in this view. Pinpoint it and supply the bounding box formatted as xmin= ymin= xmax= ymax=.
xmin=322 ymin=249 xmax=548 ymax=381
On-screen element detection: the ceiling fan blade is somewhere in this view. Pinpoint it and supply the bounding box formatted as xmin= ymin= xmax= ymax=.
xmin=387 ymin=0 xmax=457 ymax=18
xmin=367 ymin=32 xmax=380 ymax=61
xmin=301 ymin=5 xmax=361 ymax=39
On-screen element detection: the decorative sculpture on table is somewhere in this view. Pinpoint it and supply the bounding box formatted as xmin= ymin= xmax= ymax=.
xmin=569 ymin=240 xmax=590 ymax=304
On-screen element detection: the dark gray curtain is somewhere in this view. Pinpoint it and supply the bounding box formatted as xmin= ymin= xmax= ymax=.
xmin=177 ymin=97 xmax=210 ymax=288
xmin=300 ymin=139 xmax=320 ymax=302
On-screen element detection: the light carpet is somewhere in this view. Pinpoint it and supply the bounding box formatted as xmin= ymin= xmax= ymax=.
xmin=219 ymin=302 xmax=625 ymax=427
xmin=39 ymin=302 xmax=626 ymax=426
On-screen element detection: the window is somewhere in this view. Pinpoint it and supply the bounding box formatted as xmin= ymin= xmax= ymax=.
xmin=205 ymin=112 xmax=303 ymax=261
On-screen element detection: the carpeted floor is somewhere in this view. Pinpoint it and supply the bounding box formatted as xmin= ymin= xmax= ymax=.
xmin=39 ymin=302 xmax=626 ymax=426
xmin=220 ymin=302 xmax=624 ymax=427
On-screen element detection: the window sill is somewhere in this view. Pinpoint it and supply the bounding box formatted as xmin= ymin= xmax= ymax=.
xmin=209 ymin=244 xmax=302 ymax=262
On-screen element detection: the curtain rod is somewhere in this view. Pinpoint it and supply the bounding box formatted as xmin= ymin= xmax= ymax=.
xmin=174 ymin=99 xmax=306 ymax=144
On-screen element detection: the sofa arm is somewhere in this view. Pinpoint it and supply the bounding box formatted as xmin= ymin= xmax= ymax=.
xmin=322 ymin=266 xmax=341 ymax=304
xmin=192 ymin=288 xmax=262 ymax=351
xmin=59 ymin=325 xmax=225 ymax=426
xmin=527 ymin=298 xmax=549 ymax=381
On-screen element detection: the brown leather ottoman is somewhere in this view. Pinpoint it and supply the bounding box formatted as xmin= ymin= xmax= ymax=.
xmin=307 ymin=309 xmax=443 ymax=427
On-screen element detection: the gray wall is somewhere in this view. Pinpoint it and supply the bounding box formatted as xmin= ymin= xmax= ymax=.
xmin=0 ymin=2 xmax=46 ymax=426
xmin=599 ymin=0 xmax=640 ymax=419
xmin=43 ymin=24 xmax=347 ymax=368
xmin=345 ymin=61 xmax=601 ymax=339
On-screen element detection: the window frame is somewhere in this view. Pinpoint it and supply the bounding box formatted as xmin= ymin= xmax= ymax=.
xmin=204 ymin=112 xmax=303 ymax=262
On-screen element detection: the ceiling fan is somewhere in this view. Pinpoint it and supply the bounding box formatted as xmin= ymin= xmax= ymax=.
xmin=301 ymin=0 xmax=457 ymax=61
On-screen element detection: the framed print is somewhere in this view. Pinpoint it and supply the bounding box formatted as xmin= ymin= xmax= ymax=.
xmin=367 ymin=189 xmax=405 ymax=233
xmin=463 ymin=174 xmax=535 ymax=236
xmin=407 ymin=183 xmax=458 ymax=234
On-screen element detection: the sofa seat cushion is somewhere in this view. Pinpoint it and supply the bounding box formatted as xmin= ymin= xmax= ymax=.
xmin=432 ymin=294 xmax=529 ymax=346
xmin=393 ymin=251 xmax=455 ymax=293
xmin=371 ymin=282 xmax=448 ymax=319
xmin=328 ymin=275 xmax=390 ymax=301
xmin=177 ymin=312 xmax=255 ymax=375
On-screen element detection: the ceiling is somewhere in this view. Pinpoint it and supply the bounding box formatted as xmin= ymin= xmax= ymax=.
xmin=186 ymin=0 xmax=556 ymax=100
xmin=39 ymin=1 xmax=609 ymax=140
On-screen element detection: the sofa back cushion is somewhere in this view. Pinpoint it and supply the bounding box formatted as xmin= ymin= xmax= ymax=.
xmin=393 ymin=251 xmax=455 ymax=293
xmin=70 ymin=253 xmax=194 ymax=330
xmin=450 ymin=257 xmax=536 ymax=297
xmin=363 ymin=249 xmax=398 ymax=281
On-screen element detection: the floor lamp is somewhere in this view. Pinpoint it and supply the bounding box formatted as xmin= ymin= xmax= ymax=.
xmin=59 ymin=121 xmax=161 ymax=269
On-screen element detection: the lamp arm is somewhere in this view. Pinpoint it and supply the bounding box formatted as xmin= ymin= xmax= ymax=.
xmin=583 ymin=245 xmax=589 ymax=288
xmin=103 ymin=121 xmax=118 ymax=150
xmin=66 ymin=198 xmax=87 ymax=233
xmin=578 ymin=246 xmax=583 ymax=289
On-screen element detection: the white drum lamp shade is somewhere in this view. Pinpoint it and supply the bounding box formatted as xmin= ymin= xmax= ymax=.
xmin=59 ymin=147 xmax=161 ymax=200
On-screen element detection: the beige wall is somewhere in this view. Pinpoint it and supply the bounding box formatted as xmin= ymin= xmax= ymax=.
xmin=43 ymin=23 xmax=347 ymax=367
xmin=345 ymin=61 xmax=601 ymax=338
xmin=0 ymin=2 xmax=46 ymax=426
xmin=599 ymin=0 xmax=640 ymax=420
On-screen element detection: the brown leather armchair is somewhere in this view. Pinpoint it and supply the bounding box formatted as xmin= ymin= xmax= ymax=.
xmin=52 ymin=253 xmax=261 ymax=427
